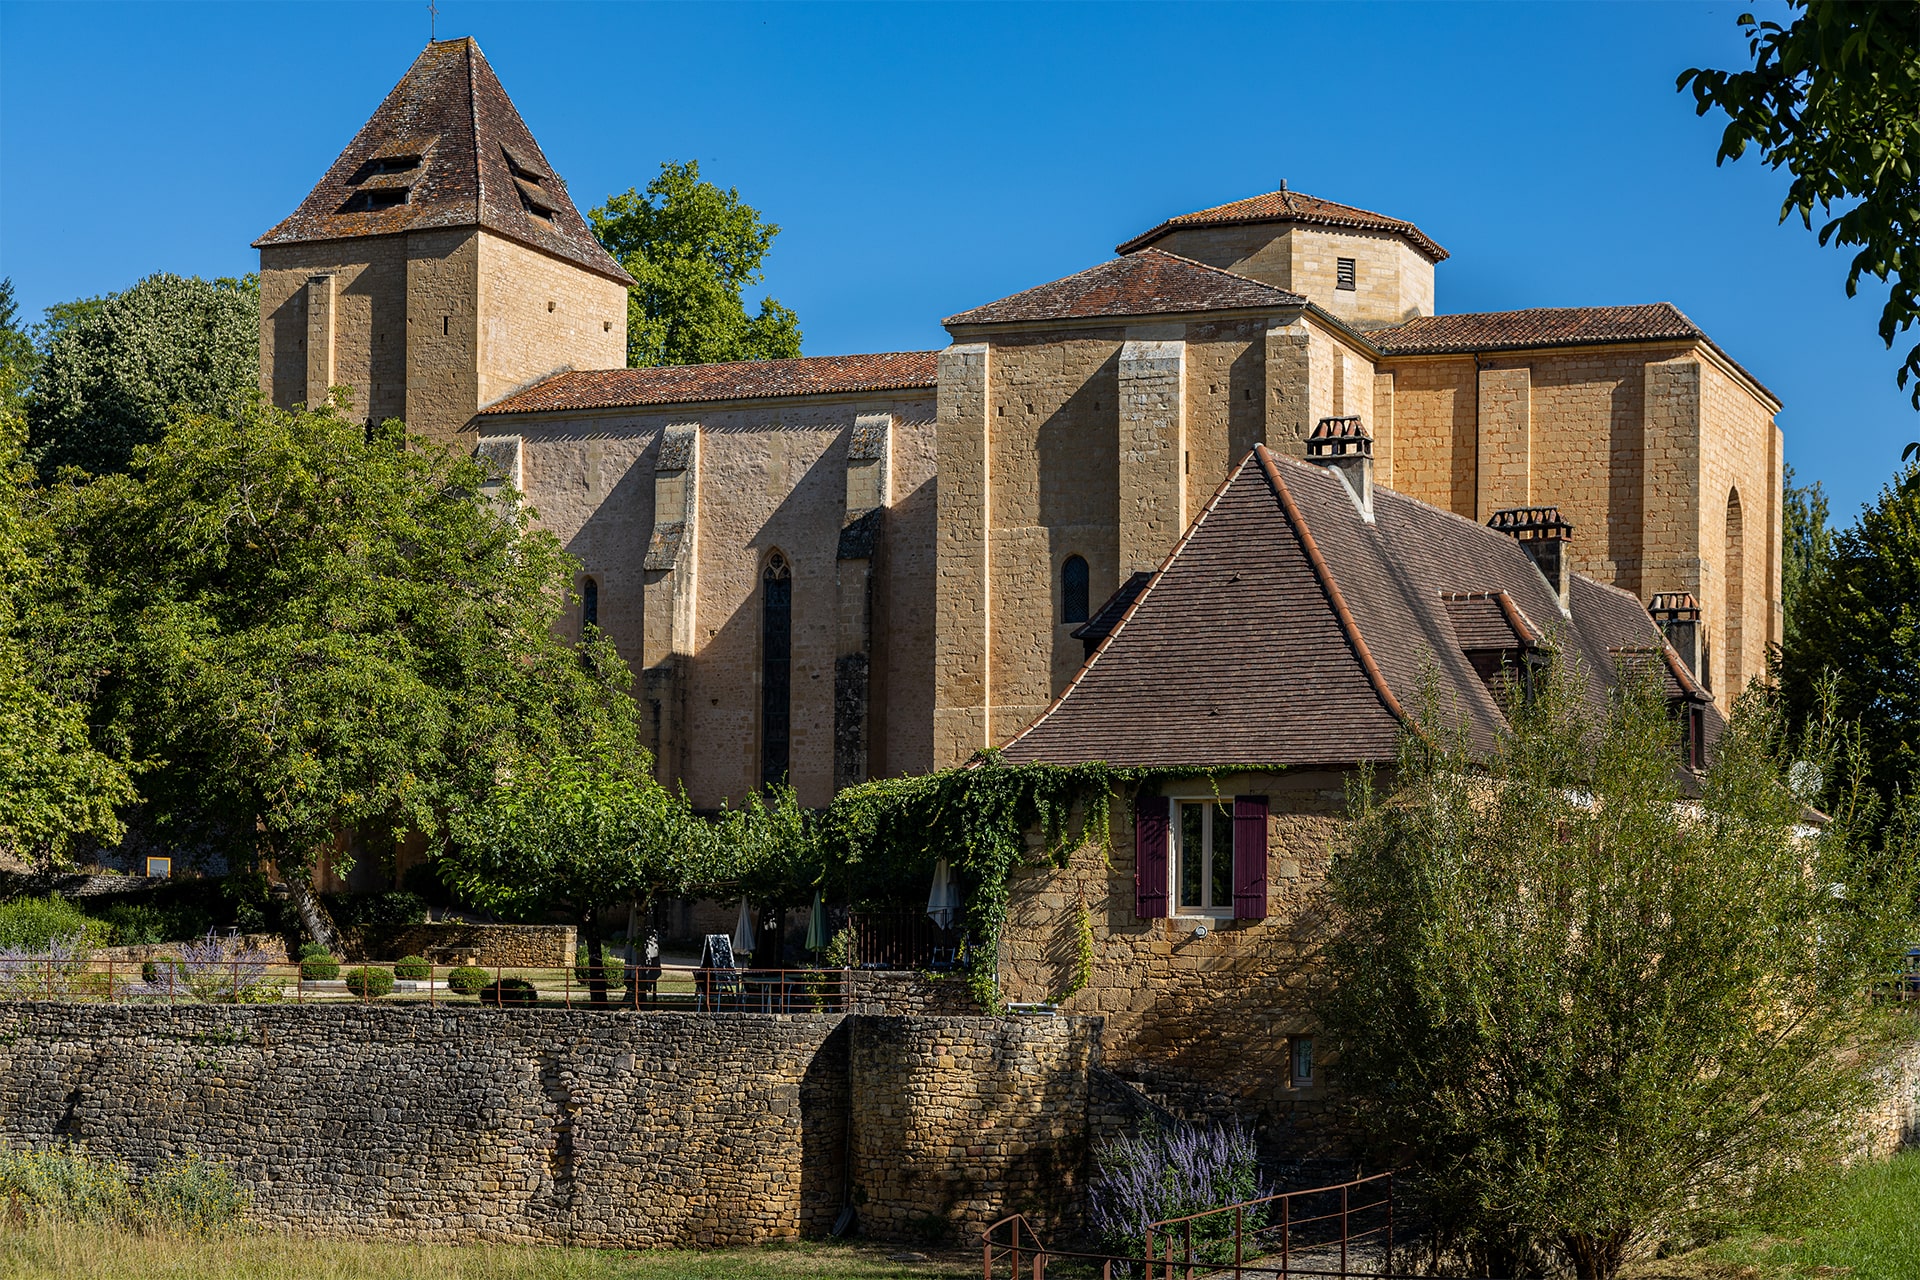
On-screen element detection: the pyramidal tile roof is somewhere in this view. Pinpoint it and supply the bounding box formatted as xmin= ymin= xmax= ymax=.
xmin=254 ymin=38 xmax=632 ymax=287
xmin=943 ymin=249 xmax=1304 ymax=328
xmin=1118 ymin=188 xmax=1448 ymax=262
xmin=999 ymin=446 xmax=1721 ymax=771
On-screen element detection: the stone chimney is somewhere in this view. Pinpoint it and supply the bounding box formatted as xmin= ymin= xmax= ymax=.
xmin=1306 ymin=415 xmax=1373 ymax=520
xmin=1648 ymin=591 xmax=1706 ymax=687
xmin=1488 ymin=505 xmax=1574 ymax=612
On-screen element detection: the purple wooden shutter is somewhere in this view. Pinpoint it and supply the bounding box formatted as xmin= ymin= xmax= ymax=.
xmin=1233 ymin=795 xmax=1269 ymax=920
xmin=1135 ymin=797 xmax=1169 ymax=919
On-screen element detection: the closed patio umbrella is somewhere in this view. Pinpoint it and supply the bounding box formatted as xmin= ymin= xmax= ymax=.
xmin=927 ymin=860 xmax=961 ymax=929
xmin=731 ymin=899 xmax=755 ymax=958
xmin=804 ymin=889 xmax=826 ymax=952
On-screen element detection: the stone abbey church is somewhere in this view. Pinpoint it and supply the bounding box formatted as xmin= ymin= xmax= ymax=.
xmin=259 ymin=38 xmax=1784 ymax=811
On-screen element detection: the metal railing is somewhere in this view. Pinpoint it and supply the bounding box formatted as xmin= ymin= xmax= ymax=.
xmin=982 ymin=1171 xmax=1398 ymax=1280
xmin=0 ymin=954 xmax=856 ymax=1014
xmin=848 ymin=910 xmax=964 ymax=970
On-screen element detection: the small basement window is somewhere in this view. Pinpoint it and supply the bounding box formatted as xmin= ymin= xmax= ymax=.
xmin=1290 ymin=1036 xmax=1314 ymax=1086
xmin=1173 ymin=799 xmax=1235 ymax=915
xmin=1336 ymin=258 xmax=1356 ymax=291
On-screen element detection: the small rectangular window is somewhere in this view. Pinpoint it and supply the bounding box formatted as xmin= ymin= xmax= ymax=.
xmin=1336 ymin=258 xmax=1357 ymax=291
xmin=1173 ymin=800 xmax=1235 ymax=913
xmin=146 ymin=856 xmax=172 ymax=879
xmin=1291 ymin=1036 xmax=1314 ymax=1086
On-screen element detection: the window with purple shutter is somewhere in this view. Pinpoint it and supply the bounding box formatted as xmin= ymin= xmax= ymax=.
xmin=1135 ymin=797 xmax=1169 ymax=919
xmin=1232 ymin=795 xmax=1269 ymax=920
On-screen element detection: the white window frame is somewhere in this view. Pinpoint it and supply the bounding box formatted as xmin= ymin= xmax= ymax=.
xmin=1169 ymin=797 xmax=1236 ymax=918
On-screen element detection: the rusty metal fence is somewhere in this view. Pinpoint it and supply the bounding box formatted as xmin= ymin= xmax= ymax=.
xmin=983 ymin=1171 xmax=1399 ymax=1280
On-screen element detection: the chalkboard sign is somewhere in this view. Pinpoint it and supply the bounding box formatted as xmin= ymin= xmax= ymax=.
xmin=700 ymin=934 xmax=736 ymax=971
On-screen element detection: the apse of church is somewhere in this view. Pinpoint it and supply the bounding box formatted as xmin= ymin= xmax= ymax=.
xmin=260 ymin=39 xmax=1785 ymax=810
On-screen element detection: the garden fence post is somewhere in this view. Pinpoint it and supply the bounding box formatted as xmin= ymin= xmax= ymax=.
xmin=1235 ymin=1204 xmax=1243 ymax=1279
xmin=429 ymin=960 xmax=435 ymax=1007
xmin=231 ymin=954 xmax=238 ymax=1003
xmin=1281 ymin=1194 xmax=1289 ymax=1278
xmin=1385 ymin=1174 xmax=1394 ymax=1278
xmin=1340 ymin=1184 xmax=1348 ymax=1278
xmin=565 ymin=956 xmax=571 ymax=1010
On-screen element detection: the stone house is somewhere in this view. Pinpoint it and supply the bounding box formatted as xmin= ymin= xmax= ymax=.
xmin=992 ymin=423 xmax=1723 ymax=1146
xmin=255 ymin=38 xmax=1780 ymax=812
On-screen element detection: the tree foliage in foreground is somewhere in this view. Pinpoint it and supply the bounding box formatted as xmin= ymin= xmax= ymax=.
xmin=1682 ymin=3 xmax=1920 ymax=412
xmin=31 ymin=397 xmax=635 ymax=936
xmin=1779 ymin=460 xmax=1920 ymax=803
xmin=589 ymin=161 xmax=803 ymax=368
xmin=25 ymin=273 xmax=258 ymax=477
xmin=1317 ymin=661 xmax=1919 ymax=1280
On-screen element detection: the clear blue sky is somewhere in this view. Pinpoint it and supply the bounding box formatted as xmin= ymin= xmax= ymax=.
xmin=0 ymin=1 xmax=1902 ymax=516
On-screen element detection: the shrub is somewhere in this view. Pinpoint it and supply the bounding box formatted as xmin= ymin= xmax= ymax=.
xmin=575 ymin=947 xmax=630 ymax=987
xmin=0 ymin=896 xmax=108 ymax=952
xmin=0 ymin=933 xmax=93 ymax=1000
xmin=1087 ymin=1122 xmax=1267 ymax=1266
xmin=392 ymin=955 xmax=429 ymax=981
xmin=322 ymin=890 xmax=427 ymax=929
xmin=479 ymin=977 xmax=537 ymax=1007
xmin=298 ymin=947 xmax=339 ymax=981
xmin=342 ymin=966 xmax=394 ymax=999
xmin=139 ymin=958 xmax=185 ymax=987
xmin=0 ymin=1143 xmax=136 ymax=1226
xmin=97 ymin=902 xmax=169 ymax=947
xmin=446 ymin=965 xmax=489 ymax=995
xmin=170 ymin=931 xmax=278 ymax=1003
xmin=139 ymin=1151 xmax=249 ymax=1233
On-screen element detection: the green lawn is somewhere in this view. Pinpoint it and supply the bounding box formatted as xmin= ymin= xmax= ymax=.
xmin=0 ymin=1228 xmax=975 ymax=1280
xmin=1627 ymin=1148 xmax=1920 ymax=1280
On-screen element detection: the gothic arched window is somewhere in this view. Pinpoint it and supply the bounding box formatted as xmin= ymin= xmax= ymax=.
xmin=582 ymin=577 xmax=599 ymax=631
xmin=1062 ymin=555 xmax=1090 ymax=625
xmin=760 ymin=552 xmax=792 ymax=789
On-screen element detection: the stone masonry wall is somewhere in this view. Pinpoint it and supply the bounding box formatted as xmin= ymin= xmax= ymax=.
xmin=0 ymin=1003 xmax=1095 ymax=1247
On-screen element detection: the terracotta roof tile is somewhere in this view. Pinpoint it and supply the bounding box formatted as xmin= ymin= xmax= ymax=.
xmin=254 ymin=39 xmax=632 ymax=287
xmin=477 ymin=351 xmax=940 ymax=415
xmin=1367 ymin=303 xmax=1705 ymax=355
xmin=1000 ymin=448 xmax=1725 ymax=770
xmin=943 ymin=250 xmax=1303 ymax=328
xmin=1118 ymin=188 xmax=1448 ymax=262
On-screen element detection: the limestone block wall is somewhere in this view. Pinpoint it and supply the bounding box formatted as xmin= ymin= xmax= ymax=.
xmin=998 ymin=771 xmax=1348 ymax=1155
xmin=1144 ymin=224 xmax=1436 ymax=328
xmin=260 ymin=238 xmax=412 ymax=425
xmin=502 ymin=389 xmax=938 ymax=807
xmin=850 ymin=1015 xmax=1096 ymax=1240
xmin=476 ymin=233 xmax=627 ymax=411
xmin=0 ymin=1004 xmax=1097 ymax=1247
xmin=339 ymin=922 xmax=577 ymax=967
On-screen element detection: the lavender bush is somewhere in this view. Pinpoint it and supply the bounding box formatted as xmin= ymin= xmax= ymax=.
xmin=0 ymin=933 xmax=93 ymax=1001
xmin=131 ymin=931 xmax=278 ymax=1003
xmin=1088 ymin=1120 xmax=1267 ymax=1268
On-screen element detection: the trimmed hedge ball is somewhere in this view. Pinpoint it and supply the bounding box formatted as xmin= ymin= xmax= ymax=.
xmin=299 ymin=952 xmax=340 ymax=981
xmin=480 ymin=977 xmax=537 ymax=1007
xmin=392 ymin=955 xmax=429 ymax=981
xmin=343 ymin=966 xmax=394 ymax=999
xmin=447 ymin=965 xmax=489 ymax=995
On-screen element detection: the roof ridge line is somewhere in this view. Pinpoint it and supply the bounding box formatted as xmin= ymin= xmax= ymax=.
xmin=997 ymin=452 xmax=1259 ymax=758
xmin=466 ymin=38 xmax=482 ymax=229
xmin=1254 ymin=444 xmax=1408 ymax=725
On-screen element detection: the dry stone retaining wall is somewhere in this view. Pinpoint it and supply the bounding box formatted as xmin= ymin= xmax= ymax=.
xmin=0 ymin=1002 xmax=1095 ymax=1248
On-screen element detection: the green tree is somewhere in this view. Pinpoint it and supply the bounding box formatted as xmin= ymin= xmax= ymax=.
xmin=1781 ymin=462 xmax=1833 ymax=652
xmin=41 ymin=396 xmax=635 ymax=943
xmin=0 ymin=437 xmax=136 ymax=864
xmin=0 ymin=280 xmax=36 ymax=446
xmin=444 ymin=747 xmax=718 ymax=1003
xmin=1681 ymin=4 xmax=1920 ymax=406
xmin=1779 ymin=461 xmax=1920 ymax=802
xmin=589 ymin=161 xmax=802 ymax=368
xmin=26 ymin=273 xmax=257 ymax=477
xmin=1317 ymin=662 xmax=1918 ymax=1280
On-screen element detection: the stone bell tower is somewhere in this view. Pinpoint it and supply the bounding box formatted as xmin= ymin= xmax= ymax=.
xmin=253 ymin=37 xmax=631 ymax=445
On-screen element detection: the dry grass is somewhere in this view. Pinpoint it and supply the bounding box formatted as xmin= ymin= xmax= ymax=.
xmin=0 ymin=1226 xmax=975 ymax=1280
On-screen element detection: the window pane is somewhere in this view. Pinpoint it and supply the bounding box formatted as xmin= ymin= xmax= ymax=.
xmin=1211 ymin=802 xmax=1235 ymax=909
xmin=1178 ymin=803 xmax=1203 ymax=909
xmin=1292 ymin=1037 xmax=1313 ymax=1084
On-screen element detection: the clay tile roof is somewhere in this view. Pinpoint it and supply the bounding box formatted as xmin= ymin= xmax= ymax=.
xmin=1117 ymin=188 xmax=1448 ymax=262
xmin=254 ymin=38 xmax=632 ymax=288
xmin=477 ymin=351 xmax=940 ymax=415
xmin=1368 ymin=303 xmax=1705 ymax=355
xmin=1000 ymin=448 xmax=1726 ymax=771
xmin=943 ymin=250 xmax=1303 ymax=328
xmin=1071 ymin=571 xmax=1155 ymax=647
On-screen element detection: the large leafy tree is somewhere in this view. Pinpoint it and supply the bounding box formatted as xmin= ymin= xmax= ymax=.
xmin=40 ymin=396 xmax=636 ymax=942
xmin=444 ymin=748 xmax=719 ymax=1002
xmin=1779 ymin=461 xmax=1920 ymax=802
xmin=1681 ymin=4 xmax=1920 ymax=413
xmin=589 ymin=161 xmax=803 ymax=368
xmin=0 ymin=280 xmax=35 ymax=446
xmin=1781 ymin=462 xmax=1833 ymax=651
xmin=0 ymin=436 xmax=136 ymax=864
xmin=26 ymin=273 xmax=257 ymax=476
xmin=1317 ymin=662 xmax=1918 ymax=1280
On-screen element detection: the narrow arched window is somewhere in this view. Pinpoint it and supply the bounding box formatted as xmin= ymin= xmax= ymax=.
xmin=761 ymin=552 xmax=792 ymax=789
xmin=582 ymin=577 xmax=599 ymax=631
xmin=1724 ymin=489 xmax=1745 ymax=696
xmin=1062 ymin=555 xmax=1090 ymax=625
